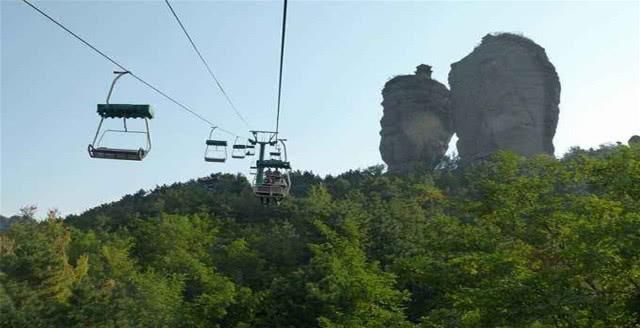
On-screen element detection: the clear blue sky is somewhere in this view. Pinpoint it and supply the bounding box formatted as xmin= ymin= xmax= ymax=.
xmin=2 ymin=0 xmax=639 ymax=217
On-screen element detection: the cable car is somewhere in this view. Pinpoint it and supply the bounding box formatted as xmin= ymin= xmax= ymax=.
xmin=245 ymin=144 xmax=256 ymax=157
xmin=254 ymin=157 xmax=291 ymax=205
xmin=270 ymin=151 xmax=282 ymax=160
xmin=88 ymin=71 xmax=153 ymax=161
xmin=231 ymin=137 xmax=247 ymax=159
xmin=268 ymin=141 xmax=284 ymax=160
xmin=204 ymin=127 xmax=227 ymax=162
xmin=248 ymin=131 xmax=292 ymax=205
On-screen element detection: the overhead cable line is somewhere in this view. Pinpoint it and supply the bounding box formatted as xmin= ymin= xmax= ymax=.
xmin=274 ymin=0 xmax=288 ymax=136
xmin=21 ymin=0 xmax=239 ymax=137
xmin=164 ymin=0 xmax=252 ymax=131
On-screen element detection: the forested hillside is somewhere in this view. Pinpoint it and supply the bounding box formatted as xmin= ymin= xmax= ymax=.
xmin=1 ymin=144 xmax=639 ymax=327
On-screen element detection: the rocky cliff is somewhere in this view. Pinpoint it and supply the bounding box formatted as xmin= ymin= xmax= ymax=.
xmin=448 ymin=33 xmax=561 ymax=161
xmin=379 ymin=65 xmax=453 ymax=173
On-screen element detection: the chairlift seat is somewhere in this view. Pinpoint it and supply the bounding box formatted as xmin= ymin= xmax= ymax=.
xmin=270 ymin=151 xmax=281 ymax=157
xmin=88 ymin=145 xmax=146 ymax=161
xmin=97 ymin=104 xmax=154 ymax=119
xmin=206 ymin=140 xmax=228 ymax=146
xmin=233 ymin=145 xmax=246 ymax=149
xmin=205 ymin=157 xmax=226 ymax=163
xmin=253 ymin=184 xmax=287 ymax=198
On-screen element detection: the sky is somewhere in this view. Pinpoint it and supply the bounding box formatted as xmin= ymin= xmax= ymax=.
xmin=1 ymin=0 xmax=639 ymax=217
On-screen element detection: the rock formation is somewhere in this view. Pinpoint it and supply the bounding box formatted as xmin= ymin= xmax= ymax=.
xmin=629 ymin=135 xmax=640 ymax=145
xmin=379 ymin=65 xmax=453 ymax=173
xmin=449 ymin=33 xmax=561 ymax=161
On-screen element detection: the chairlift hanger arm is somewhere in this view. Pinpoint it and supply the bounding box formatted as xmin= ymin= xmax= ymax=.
xmin=106 ymin=71 xmax=130 ymax=104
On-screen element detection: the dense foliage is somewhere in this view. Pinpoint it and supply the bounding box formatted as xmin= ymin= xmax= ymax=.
xmin=1 ymin=143 xmax=639 ymax=327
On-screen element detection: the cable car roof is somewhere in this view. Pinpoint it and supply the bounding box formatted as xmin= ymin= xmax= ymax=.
xmin=257 ymin=159 xmax=291 ymax=170
xmin=97 ymin=104 xmax=154 ymax=119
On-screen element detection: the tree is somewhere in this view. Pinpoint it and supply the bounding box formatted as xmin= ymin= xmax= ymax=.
xmin=305 ymin=220 xmax=412 ymax=328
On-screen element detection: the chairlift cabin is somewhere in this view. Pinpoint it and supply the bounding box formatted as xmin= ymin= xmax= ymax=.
xmin=245 ymin=144 xmax=256 ymax=157
xmin=269 ymin=150 xmax=282 ymax=160
xmin=249 ymin=131 xmax=292 ymax=205
xmin=204 ymin=127 xmax=227 ymax=163
xmin=231 ymin=137 xmax=247 ymax=159
xmin=254 ymin=157 xmax=292 ymax=205
xmin=269 ymin=143 xmax=282 ymax=160
xmin=88 ymin=71 xmax=153 ymax=161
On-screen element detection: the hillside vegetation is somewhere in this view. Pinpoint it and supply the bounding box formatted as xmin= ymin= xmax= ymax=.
xmin=1 ymin=144 xmax=639 ymax=327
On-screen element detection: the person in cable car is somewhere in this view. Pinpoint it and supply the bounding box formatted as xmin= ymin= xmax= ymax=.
xmin=265 ymin=169 xmax=274 ymax=185
xmin=272 ymin=169 xmax=284 ymax=186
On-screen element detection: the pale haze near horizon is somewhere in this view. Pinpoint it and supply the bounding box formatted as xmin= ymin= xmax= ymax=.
xmin=1 ymin=0 xmax=639 ymax=217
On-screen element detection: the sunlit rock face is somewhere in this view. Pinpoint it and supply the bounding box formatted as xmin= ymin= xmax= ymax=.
xmin=380 ymin=65 xmax=453 ymax=173
xmin=449 ymin=33 xmax=560 ymax=162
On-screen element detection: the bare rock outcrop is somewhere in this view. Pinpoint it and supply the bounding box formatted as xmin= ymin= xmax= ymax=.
xmin=379 ymin=65 xmax=453 ymax=173
xmin=449 ymin=33 xmax=560 ymax=161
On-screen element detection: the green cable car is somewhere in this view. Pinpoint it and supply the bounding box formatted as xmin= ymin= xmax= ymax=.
xmin=248 ymin=131 xmax=292 ymax=205
xmin=88 ymin=71 xmax=153 ymax=161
